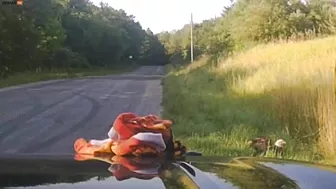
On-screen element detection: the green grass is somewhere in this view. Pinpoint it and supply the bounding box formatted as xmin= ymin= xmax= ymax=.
xmin=163 ymin=36 xmax=336 ymax=164
xmin=0 ymin=66 xmax=137 ymax=89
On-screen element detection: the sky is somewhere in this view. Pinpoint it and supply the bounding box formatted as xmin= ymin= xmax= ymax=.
xmin=90 ymin=0 xmax=232 ymax=34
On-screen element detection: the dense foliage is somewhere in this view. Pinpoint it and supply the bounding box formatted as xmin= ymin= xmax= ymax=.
xmin=0 ymin=0 xmax=168 ymax=77
xmin=158 ymin=0 xmax=336 ymax=62
xmin=1 ymin=0 xmax=335 ymax=77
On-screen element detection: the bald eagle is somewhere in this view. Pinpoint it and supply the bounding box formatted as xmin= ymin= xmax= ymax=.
xmin=248 ymin=137 xmax=286 ymax=157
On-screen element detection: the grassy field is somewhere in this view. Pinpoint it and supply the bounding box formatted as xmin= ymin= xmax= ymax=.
xmin=0 ymin=66 xmax=137 ymax=89
xmin=163 ymin=36 xmax=336 ymax=164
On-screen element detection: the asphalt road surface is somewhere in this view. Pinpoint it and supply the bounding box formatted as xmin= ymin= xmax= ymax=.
xmin=0 ymin=66 xmax=166 ymax=154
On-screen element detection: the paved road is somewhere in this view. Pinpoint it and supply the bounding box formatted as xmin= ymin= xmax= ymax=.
xmin=0 ymin=66 xmax=166 ymax=154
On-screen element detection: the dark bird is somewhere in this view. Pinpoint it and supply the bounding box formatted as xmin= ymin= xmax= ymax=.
xmin=247 ymin=136 xmax=272 ymax=156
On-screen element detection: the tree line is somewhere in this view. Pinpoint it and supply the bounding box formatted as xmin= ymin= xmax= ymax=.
xmin=1 ymin=0 xmax=335 ymax=78
xmin=0 ymin=0 xmax=168 ymax=78
xmin=158 ymin=0 xmax=336 ymax=62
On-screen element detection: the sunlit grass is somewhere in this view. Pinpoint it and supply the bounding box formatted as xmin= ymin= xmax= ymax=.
xmin=163 ymin=36 xmax=336 ymax=164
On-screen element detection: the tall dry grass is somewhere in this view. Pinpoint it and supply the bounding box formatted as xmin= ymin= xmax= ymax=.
xmin=163 ymin=36 xmax=336 ymax=163
xmin=217 ymin=36 xmax=336 ymax=160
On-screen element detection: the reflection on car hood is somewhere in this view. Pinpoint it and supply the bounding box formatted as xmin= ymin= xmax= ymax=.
xmin=0 ymin=154 xmax=336 ymax=189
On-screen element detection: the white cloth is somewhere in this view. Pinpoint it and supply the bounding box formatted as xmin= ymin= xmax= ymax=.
xmin=89 ymin=127 xmax=166 ymax=152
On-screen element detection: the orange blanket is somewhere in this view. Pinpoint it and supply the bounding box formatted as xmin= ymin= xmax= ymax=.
xmin=74 ymin=112 xmax=186 ymax=157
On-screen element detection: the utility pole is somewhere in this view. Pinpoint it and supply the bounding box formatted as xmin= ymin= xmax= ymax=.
xmin=190 ymin=12 xmax=194 ymax=63
xmin=334 ymin=62 xmax=336 ymax=99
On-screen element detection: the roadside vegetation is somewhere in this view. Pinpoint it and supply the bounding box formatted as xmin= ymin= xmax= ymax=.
xmin=160 ymin=0 xmax=336 ymax=164
xmin=0 ymin=66 xmax=137 ymax=89
xmin=0 ymin=0 xmax=168 ymax=85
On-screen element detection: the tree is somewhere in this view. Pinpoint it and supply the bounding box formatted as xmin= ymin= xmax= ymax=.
xmin=157 ymin=0 xmax=336 ymax=62
xmin=0 ymin=0 xmax=168 ymax=77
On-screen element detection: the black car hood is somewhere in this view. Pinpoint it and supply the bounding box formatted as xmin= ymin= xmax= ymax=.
xmin=0 ymin=154 xmax=336 ymax=189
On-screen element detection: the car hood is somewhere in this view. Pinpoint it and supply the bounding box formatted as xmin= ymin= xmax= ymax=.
xmin=0 ymin=154 xmax=336 ymax=189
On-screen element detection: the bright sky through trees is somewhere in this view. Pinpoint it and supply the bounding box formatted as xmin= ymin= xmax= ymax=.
xmin=91 ymin=0 xmax=232 ymax=33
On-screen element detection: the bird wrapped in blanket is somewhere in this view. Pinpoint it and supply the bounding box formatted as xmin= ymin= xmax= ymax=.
xmin=74 ymin=112 xmax=187 ymax=157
